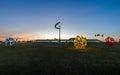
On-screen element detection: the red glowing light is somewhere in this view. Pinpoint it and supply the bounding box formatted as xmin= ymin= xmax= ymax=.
xmin=105 ymin=37 xmax=115 ymax=46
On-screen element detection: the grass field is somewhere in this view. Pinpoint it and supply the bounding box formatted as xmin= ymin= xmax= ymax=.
xmin=0 ymin=42 xmax=120 ymax=75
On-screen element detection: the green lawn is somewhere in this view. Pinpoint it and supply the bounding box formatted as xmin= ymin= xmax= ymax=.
xmin=0 ymin=42 xmax=120 ymax=75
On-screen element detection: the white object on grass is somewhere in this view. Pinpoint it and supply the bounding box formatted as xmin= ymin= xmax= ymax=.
xmin=5 ymin=38 xmax=15 ymax=46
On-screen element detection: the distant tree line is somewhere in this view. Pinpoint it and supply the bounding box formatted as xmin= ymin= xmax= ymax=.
xmin=94 ymin=34 xmax=104 ymax=37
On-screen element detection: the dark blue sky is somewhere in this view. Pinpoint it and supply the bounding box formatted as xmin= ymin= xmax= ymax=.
xmin=0 ymin=0 xmax=120 ymax=41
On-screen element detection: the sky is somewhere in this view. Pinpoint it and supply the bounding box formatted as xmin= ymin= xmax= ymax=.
xmin=0 ymin=0 xmax=120 ymax=41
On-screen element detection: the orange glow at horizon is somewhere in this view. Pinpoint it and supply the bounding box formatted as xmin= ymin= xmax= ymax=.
xmin=0 ymin=32 xmax=119 ymax=42
xmin=0 ymin=35 xmax=45 ymax=42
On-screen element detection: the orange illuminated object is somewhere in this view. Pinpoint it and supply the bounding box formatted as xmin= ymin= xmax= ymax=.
xmin=73 ymin=35 xmax=87 ymax=49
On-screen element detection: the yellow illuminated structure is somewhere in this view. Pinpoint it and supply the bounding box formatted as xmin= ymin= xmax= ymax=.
xmin=73 ymin=35 xmax=87 ymax=49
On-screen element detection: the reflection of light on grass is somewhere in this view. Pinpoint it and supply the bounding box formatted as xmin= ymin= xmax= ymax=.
xmin=73 ymin=35 xmax=87 ymax=49
xmin=68 ymin=47 xmax=93 ymax=52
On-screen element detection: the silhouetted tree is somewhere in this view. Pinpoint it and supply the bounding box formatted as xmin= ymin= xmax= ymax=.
xmin=95 ymin=34 xmax=96 ymax=37
xmin=97 ymin=34 xmax=100 ymax=36
xmin=101 ymin=34 xmax=104 ymax=37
